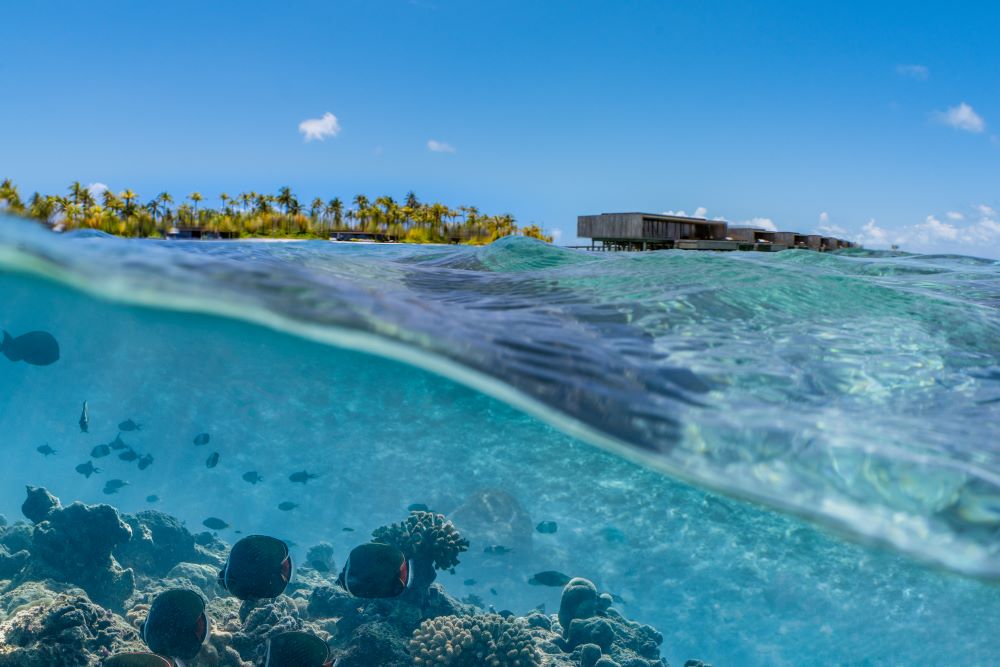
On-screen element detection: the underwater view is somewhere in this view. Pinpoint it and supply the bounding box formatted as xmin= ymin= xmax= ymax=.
xmin=0 ymin=214 xmax=998 ymax=665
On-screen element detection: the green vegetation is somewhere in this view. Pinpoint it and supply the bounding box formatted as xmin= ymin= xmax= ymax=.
xmin=0 ymin=179 xmax=553 ymax=243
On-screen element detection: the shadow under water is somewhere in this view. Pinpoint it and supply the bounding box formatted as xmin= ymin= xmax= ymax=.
xmin=0 ymin=216 xmax=998 ymax=665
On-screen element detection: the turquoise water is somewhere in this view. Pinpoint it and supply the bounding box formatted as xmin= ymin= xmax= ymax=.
xmin=0 ymin=215 xmax=999 ymax=665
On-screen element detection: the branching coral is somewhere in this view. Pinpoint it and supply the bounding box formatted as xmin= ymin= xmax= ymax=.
xmin=372 ymin=511 xmax=469 ymax=572
xmin=409 ymin=613 xmax=542 ymax=667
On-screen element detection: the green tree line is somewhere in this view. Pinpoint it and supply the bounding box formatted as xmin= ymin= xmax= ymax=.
xmin=0 ymin=179 xmax=553 ymax=243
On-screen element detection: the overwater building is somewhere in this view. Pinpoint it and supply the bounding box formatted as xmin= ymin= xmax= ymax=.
xmin=577 ymin=212 xmax=854 ymax=252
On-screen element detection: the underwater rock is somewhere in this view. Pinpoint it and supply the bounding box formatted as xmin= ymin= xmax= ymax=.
xmin=565 ymin=609 xmax=666 ymax=666
xmin=410 ymin=612 xmax=543 ymax=666
xmin=23 ymin=496 xmax=135 ymax=610
xmin=21 ymin=485 xmax=60 ymax=524
xmin=306 ymin=542 xmax=336 ymax=573
xmin=229 ymin=595 xmax=309 ymax=661
xmin=449 ymin=488 xmax=535 ymax=554
xmin=307 ymin=584 xmax=359 ymax=619
xmin=0 ymin=545 xmax=30 ymax=579
xmin=0 ymin=522 xmax=33 ymax=554
xmin=371 ymin=511 xmax=470 ymax=594
xmin=559 ymin=577 xmax=603 ymax=635
xmin=165 ymin=562 xmax=224 ymax=598
xmin=114 ymin=510 xmax=219 ymax=578
xmin=333 ymin=620 xmax=412 ymax=667
xmin=0 ymin=590 xmax=144 ymax=666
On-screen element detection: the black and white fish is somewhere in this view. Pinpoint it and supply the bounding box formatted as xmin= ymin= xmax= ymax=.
xmin=218 ymin=535 xmax=292 ymax=601
xmin=337 ymin=543 xmax=408 ymax=599
xmin=1 ymin=330 xmax=59 ymax=366
xmin=142 ymin=588 xmax=208 ymax=660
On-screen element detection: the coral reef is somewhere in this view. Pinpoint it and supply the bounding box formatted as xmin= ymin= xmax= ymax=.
xmin=115 ymin=510 xmax=222 ymax=578
xmin=0 ymin=495 xmax=710 ymax=667
xmin=21 ymin=486 xmax=60 ymax=524
xmin=18 ymin=492 xmax=135 ymax=611
xmin=372 ymin=511 xmax=470 ymax=595
xmin=306 ymin=542 xmax=336 ymax=573
xmin=0 ymin=586 xmax=144 ymax=666
xmin=410 ymin=613 xmax=542 ymax=666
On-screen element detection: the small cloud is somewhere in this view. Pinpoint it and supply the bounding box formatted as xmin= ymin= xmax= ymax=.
xmin=916 ymin=215 xmax=959 ymax=241
xmin=934 ymin=102 xmax=985 ymax=133
xmin=976 ymin=204 xmax=996 ymax=218
xmin=819 ymin=211 xmax=829 ymax=224
xmin=896 ymin=64 xmax=929 ymax=80
xmin=693 ymin=206 xmax=707 ymax=218
xmin=946 ymin=211 xmax=964 ymax=220
xmin=818 ymin=223 xmax=849 ymax=236
xmin=87 ymin=182 xmax=109 ymax=197
xmin=427 ymin=139 xmax=456 ymax=153
xmin=662 ymin=209 xmax=688 ymax=217
xmin=745 ymin=217 xmax=777 ymax=231
xmin=550 ymin=229 xmax=563 ymax=242
xmin=298 ymin=112 xmax=341 ymax=142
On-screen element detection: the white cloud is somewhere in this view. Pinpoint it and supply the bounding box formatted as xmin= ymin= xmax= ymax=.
xmin=87 ymin=183 xmax=108 ymax=197
xmin=934 ymin=103 xmax=985 ymax=133
xmin=857 ymin=218 xmax=891 ymax=246
xmin=298 ymin=112 xmax=341 ymax=142
xmin=819 ymin=211 xmax=829 ymax=224
xmin=550 ymin=229 xmax=563 ymax=242
xmin=976 ymin=204 xmax=996 ymax=218
xmin=915 ymin=215 xmax=959 ymax=241
xmin=662 ymin=210 xmax=688 ymax=217
xmin=818 ymin=223 xmax=850 ymax=237
xmin=946 ymin=211 xmax=964 ymax=220
xmin=427 ymin=139 xmax=456 ymax=153
xmin=744 ymin=217 xmax=777 ymax=231
xmin=896 ymin=64 xmax=929 ymax=80
xmin=693 ymin=206 xmax=707 ymax=218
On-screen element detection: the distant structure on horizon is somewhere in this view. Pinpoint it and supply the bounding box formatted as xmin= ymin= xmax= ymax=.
xmin=576 ymin=212 xmax=856 ymax=252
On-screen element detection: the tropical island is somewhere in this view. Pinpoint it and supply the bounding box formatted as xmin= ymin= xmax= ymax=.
xmin=0 ymin=179 xmax=553 ymax=244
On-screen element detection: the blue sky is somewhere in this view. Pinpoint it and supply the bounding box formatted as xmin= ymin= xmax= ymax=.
xmin=2 ymin=1 xmax=999 ymax=255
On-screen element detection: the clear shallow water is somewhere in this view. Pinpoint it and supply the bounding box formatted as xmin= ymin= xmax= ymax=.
xmin=0 ymin=215 xmax=998 ymax=665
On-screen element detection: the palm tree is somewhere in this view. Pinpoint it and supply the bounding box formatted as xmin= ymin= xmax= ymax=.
xmin=120 ymin=189 xmax=138 ymax=217
xmin=276 ymin=186 xmax=298 ymax=215
xmin=189 ymin=192 xmax=203 ymax=222
xmin=219 ymin=193 xmax=230 ymax=214
xmin=68 ymin=181 xmax=86 ymax=209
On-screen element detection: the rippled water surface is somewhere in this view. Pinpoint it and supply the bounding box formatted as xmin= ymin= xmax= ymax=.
xmin=1 ymin=215 xmax=998 ymax=665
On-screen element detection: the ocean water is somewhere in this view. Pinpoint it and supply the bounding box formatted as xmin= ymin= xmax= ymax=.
xmin=0 ymin=213 xmax=998 ymax=665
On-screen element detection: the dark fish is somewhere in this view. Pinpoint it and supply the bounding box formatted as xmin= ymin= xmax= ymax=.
xmin=146 ymin=495 xmax=159 ymax=503
xmin=218 ymin=535 xmax=292 ymax=600
xmin=193 ymin=433 xmax=210 ymax=446
xmin=1 ymin=330 xmax=60 ymax=366
xmin=277 ymin=502 xmax=298 ymax=511
xmin=407 ymin=503 xmax=429 ymax=512
xmin=142 ymin=588 xmax=209 ymax=660
xmin=103 ymin=653 xmax=174 ymax=667
xmin=484 ymin=545 xmax=513 ymax=555
xmin=119 ymin=448 xmax=139 ymax=462
xmin=536 ymin=521 xmax=558 ymax=534
xmin=91 ymin=444 xmax=111 ymax=458
xmin=288 ymin=470 xmax=319 ymax=484
xmin=103 ymin=479 xmax=129 ymax=494
xmin=342 ymin=527 xmax=354 ymax=532
xmin=206 ymin=452 xmax=220 ymax=468
xmin=337 ymin=542 xmax=408 ymax=598
xmin=79 ymin=401 xmax=89 ymax=433
xmin=138 ymin=453 xmax=154 ymax=470
xmin=242 ymin=471 xmax=263 ymax=484
xmin=203 ymin=517 xmax=229 ymax=530
xmin=528 ymin=571 xmax=572 ymax=587
xmin=264 ymin=630 xmax=331 ymax=667
xmin=118 ymin=419 xmax=141 ymax=432
xmin=36 ymin=444 xmax=56 ymax=456
xmin=490 ymin=588 xmax=498 ymax=596
xmin=75 ymin=461 xmax=100 ymax=478
xmin=463 ymin=578 xmax=477 ymax=586
xmin=110 ymin=433 xmax=128 ymax=450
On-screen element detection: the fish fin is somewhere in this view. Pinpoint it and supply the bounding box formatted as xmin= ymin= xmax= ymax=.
xmin=1 ymin=330 xmax=9 ymax=352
